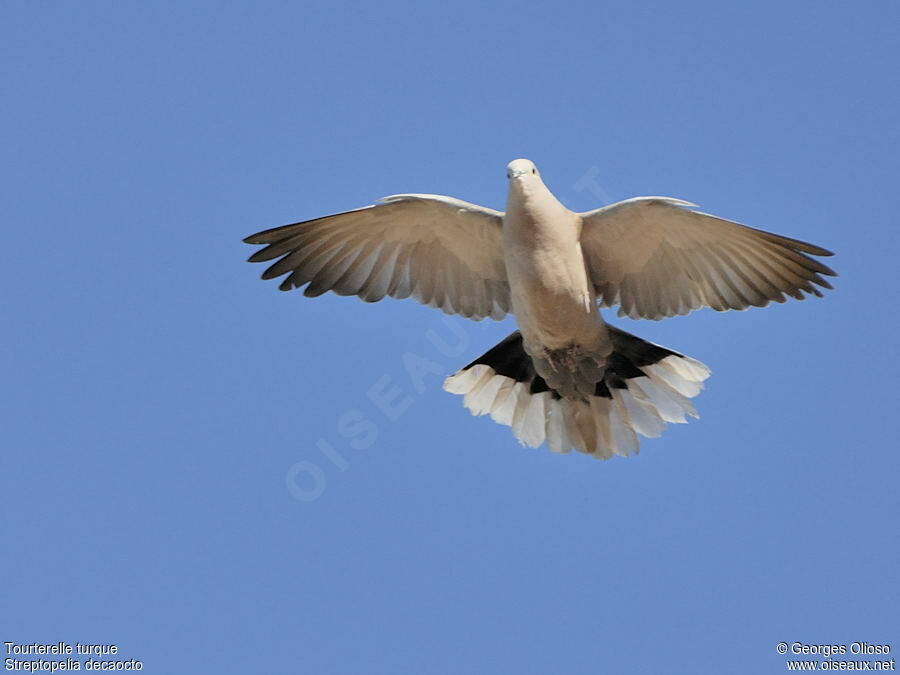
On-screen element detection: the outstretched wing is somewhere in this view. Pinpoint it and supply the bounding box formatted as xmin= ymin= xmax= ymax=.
xmin=579 ymin=197 xmax=836 ymax=320
xmin=245 ymin=194 xmax=511 ymax=321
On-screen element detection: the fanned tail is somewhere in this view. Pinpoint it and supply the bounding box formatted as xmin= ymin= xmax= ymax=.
xmin=443 ymin=326 xmax=711 ymax=459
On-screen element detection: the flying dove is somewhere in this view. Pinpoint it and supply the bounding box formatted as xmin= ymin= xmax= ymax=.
xmin=244 ymin=159 xmax=835 ymax=459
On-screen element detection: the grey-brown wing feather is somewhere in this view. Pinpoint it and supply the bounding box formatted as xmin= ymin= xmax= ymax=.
xmin=579 ymin=197 xmax=836 ymax=320
xmin=245 ymin=194 xmax=511 ymax=320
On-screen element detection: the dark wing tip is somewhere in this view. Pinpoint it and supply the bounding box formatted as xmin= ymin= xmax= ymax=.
xmin=819 ymin=261 xmax=838 ymax=277
xmin=247 ymin=247 xmax=274 ymax=264
xmin=244 ymin=220 xmax=309 ymax=246
xmin=793 ymin=240 xmax=835 ymax=258
xmin=805 ymin=253 xmax=837 ymax=278
xmin=243 ymin=226 xmax=281 ymax=245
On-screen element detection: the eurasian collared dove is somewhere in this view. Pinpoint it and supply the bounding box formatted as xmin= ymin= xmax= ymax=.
xmin=244 ymin=159 xmax=835 ymax=459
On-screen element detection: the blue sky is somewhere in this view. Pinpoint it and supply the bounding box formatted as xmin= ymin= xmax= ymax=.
xmin=2 ymin=2 xmax=898 ymax=673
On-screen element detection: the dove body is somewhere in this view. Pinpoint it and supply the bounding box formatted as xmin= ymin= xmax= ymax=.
xmin=503 ymin=161 xmax=611 ymax=395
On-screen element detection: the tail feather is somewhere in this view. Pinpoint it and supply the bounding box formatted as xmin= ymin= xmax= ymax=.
xmin=443 ymin=326 xmax=711 ymax=459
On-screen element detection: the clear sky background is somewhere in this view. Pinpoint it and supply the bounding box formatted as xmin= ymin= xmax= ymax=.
xmin=2 ymin=2 xmax=898 ymax=673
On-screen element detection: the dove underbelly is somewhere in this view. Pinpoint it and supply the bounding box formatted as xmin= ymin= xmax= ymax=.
xmin=503 ymin=241 xmax=608 ymax=353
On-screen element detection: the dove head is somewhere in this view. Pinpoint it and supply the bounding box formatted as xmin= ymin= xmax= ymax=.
xmin=505 ymin=159 xmax=551 ymax=207
xmin=504 ymin=158 xmax=561 ymax=217
xmin=506 ymin=158 xmax=539 ymax=181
